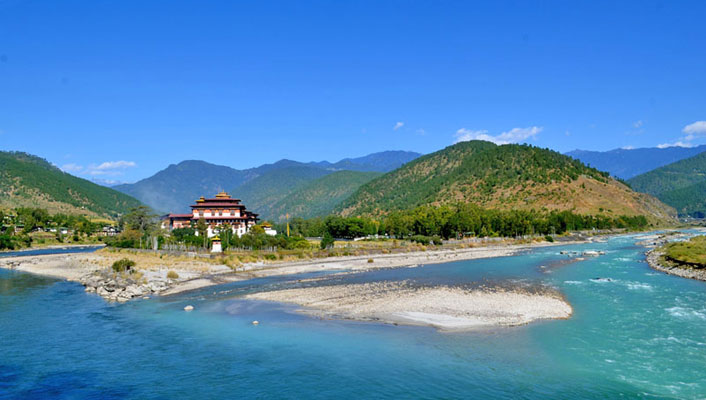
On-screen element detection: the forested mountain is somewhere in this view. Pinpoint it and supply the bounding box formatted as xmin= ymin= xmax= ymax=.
xmin=115 ymin=160 xmax=258 ymax=214
xmin=115 ymin=151 xmax=421 ymax=213
xmin=265 ymin=171 xmax=381 ymax=221
xmin=628 ymin=152 xmax=706 ymax=217
xmin=0 ymin=151 xmax=142 ymax=218
xmin=566 ymin=145 xmax=706 ymax=179
xmin=337 ymin=141 xmax=675 ymax=223
xmin=236 ymin=166 xmax=333 ymax=219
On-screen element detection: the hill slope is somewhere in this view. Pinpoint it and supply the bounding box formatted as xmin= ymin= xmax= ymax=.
xmin=264 ymin=171 xmax=382 ymax=221
xmin=628 ymin=152 xmax=706 ymax=217
xmin=115 ymin=151 xmax=421 ymax=214
xmin=338 ymin=141 xmax=675 ymax=222
xmin=235 ymin=166 xmax=333 ymax=220
xmin=0 ymin=151 xmax=142 ymax=218
xmin=566 ymin=145 xmax=706 ymax=179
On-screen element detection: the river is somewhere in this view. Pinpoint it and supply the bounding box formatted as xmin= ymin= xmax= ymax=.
xmin=1 ymin=233 xmax=704 ymax=399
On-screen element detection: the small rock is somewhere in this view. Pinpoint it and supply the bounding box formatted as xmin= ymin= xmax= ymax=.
xmin=184 ymin=305 xmax=194 ymax=311
xmin=142 ymin=296 xmax=150 ymax=300
xmin=252 ymin=320 xmax=259 ymax=325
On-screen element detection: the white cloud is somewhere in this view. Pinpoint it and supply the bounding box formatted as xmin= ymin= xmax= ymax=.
xmin=655 ymin=121 xmax=706 ymax=148
xmin=621 ymin=145 xmax=635 ymax=150
xmin=61 ymin=160 xmax=137 ymax=176
xmin=633 ymin=120 xmax=644 ymax=129
xmin=93 ymin=160 xmax=136 ymax=171
xmin=61 ymin=163 xmax=83 ymax=173
xmin=416 ymin=128 xmax=426 ymax=136
xmin=393 ymin=122 xmax=404 ymax=131
xmin=683 ymin=121 xmax=706 ymax=136
xmin=657 ymin=141 xmax=694 ymax=149
xmin=454 ymin=126 xmax=542 ymax=145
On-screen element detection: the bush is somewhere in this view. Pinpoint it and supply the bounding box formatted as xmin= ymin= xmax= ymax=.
xmin=545 ymin=235 xmax=554 ymax=242
xmin=112 ymin=258 xmax=136 ymax=273
xmin=410 ymin=235 xmax=431 ymax=245
xmin=167 ymin=270 xmax=179 ymax=279
xmin=431 ymin=235 xmax=443 ymax=245
xmin=367 ymin=258 xmax=374 ymax=263
xmin=320 ymin=232 xmax=335 ymax=250
xmin=263 ymin=253 xmax=277 ymax=261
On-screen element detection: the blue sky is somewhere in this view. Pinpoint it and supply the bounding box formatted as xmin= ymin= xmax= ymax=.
xmin=1 ymin=0 xmax=705 ymax=183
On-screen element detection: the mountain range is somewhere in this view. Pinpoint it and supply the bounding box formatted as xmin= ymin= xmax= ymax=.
xmin=0 ymin=151 xmax=142 ymax=218
xmin=628 ymin=151 xmax=706 ymax=217
xmin=566 ymin=145 xmax=706 ymax=179
xmin=114 ymin=151 xmax=421 ymax=217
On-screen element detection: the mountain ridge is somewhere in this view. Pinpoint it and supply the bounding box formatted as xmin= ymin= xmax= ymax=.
xmin=114 ymin=150 xmax=422 ymax=213
xmin=0 ymin=151 xmax=143 ymax=218
xmin=566 ymin=145 xmax=706 ymax=179
xmin=338 ymin=141 xmax=675 ymax=223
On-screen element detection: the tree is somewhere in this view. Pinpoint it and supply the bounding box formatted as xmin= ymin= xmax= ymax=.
xmin=121 ymin=206 xmax=157 ymax=234
xmin=320 ymin=231 xmax=334 ymax=249
xmin=196 ymin=219 xmax=208 ymax=248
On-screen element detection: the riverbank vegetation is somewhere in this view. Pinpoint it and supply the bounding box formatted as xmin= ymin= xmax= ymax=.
xmin=661 ymin=235 xmax=706 ymax=268
xmin=0 ymin=207 xmax=117 ymax=250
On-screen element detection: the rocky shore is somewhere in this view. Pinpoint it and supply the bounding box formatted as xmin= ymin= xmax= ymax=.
xmin=246 ymin=281 xmax=572 ymax=330
xmin=0 ymin=251 xmax=237 ymax=302
xmin=645 ymin=249 xmax=706 ymax=282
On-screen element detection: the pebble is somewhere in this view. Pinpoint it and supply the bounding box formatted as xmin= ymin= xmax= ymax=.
xmin=184 ymin=305 xmax=194 ymax=311
xmin=252 ymin=320 xmax=259 ymax=325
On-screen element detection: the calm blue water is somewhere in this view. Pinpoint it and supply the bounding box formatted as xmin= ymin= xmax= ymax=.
xmin=1 ymin=234 xmax=705 ymax=399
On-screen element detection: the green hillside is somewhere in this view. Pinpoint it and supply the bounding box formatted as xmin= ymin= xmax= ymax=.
xmin=234 ymin=166 xmax=333 ymax=220
xmin=265 ymin=170 xmax=381 ymax=221
xmin=628 ymin=152 xmax=706 ymax=217
xmin=337 ymin=141 xmax=675 ymax=223
xmin=0 ymin=151 xmax=143 ymax=218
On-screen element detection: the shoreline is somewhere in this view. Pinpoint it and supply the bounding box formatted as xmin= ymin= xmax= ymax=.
xmin=639 ymin=231 xmax=706 ymax=282
xmin=0 ymin=237 xmax=594 ymax=301
xmin=245 ymin=281 xmax=573 ymax=331
xmin=645 ymin=249 xmax=706 ymax=282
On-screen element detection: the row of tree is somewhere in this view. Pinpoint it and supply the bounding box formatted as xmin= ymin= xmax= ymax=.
xmin=282 ymin=204 xmax=649 ymax=240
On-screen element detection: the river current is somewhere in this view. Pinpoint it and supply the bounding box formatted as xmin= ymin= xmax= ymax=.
xmin=1 ymin=234 xmax=705 ymax=399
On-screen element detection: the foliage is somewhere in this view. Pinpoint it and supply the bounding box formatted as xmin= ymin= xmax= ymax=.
xmin=266 ymin=171 xmax=382 ymax=221
xmin=167 ymin=270 xmax=179 ymax=279
xmin=545 ymin=235 xmax=554 ymax=242
xmin=0 ymin=151 xmax=142 ymax=218
xmin=285 ymin=203 xmax=648 ymax=241
xmin=337 ymin=141 xmax=611 ymax=216
xmin=320 ymin=232 xmax=334 ymax=249
xmin=663 ymin=236 xmax=706 ymax=268
xmin=112 ymin=258 xmax=136 ymax=273
xmin=120 ymin=206 xmax=157 ymax=233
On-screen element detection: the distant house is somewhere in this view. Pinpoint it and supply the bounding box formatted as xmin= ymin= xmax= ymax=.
xmin=161 ymin=192 xmax=259 ymax=238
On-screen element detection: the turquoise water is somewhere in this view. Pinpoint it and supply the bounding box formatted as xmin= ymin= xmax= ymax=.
xmin=1 ymin=234 xmax=705 ymax=399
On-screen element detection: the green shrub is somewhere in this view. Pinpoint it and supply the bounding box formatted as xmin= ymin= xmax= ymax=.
xmin=264 ymin=253 xmax=277 ymax=261
xmin=545 ymin=235 xmax=554 ymax=242
xmin=167 ymin=270 xmax=179 ymax=279
xmin=410 ymin=235 xmax=431 ymax=245
xmin=431 ymin=235 xmax=443 ymax=245
xmin=112 ymin=258 xmax=136 ymax=273
xmin=320 ymin=232 xmax=335 ymax=250
xmin=367 ymin=258 xmax=374 ymax=263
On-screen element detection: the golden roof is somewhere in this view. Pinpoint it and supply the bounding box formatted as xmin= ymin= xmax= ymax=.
xmin=215 ymin=191 xmax=231 ymax=199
